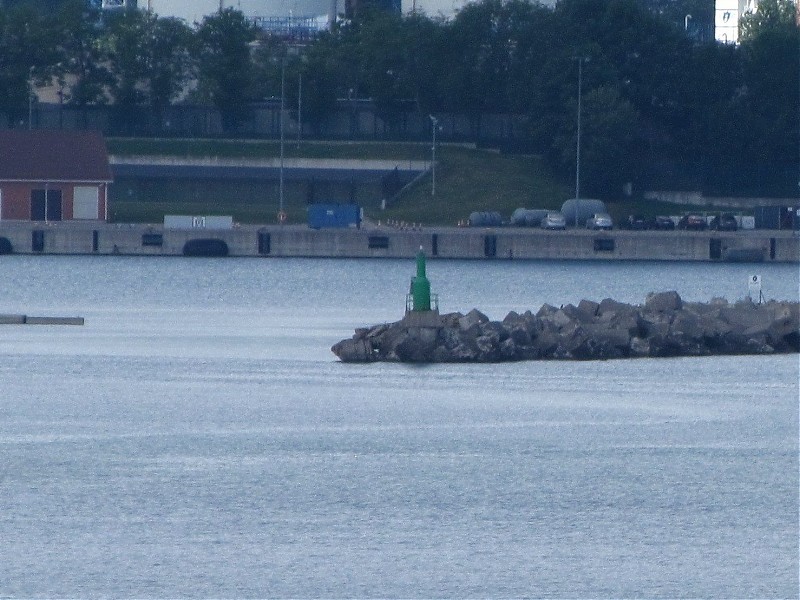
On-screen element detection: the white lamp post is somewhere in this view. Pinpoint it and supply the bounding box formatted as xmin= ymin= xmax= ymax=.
xmin=429 ymin=115 xmax=438 ymax=197
xmin=297 ymin=72 xmax=302 ymax=149
xmin=28 ymin=66 xmax=35 ymax=130
xmin=574 ymin=56 xmax=589 ymax=226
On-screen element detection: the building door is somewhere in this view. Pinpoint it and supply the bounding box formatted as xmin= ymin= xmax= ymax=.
xmin=31 ymin=189 xmax=62 ymax=221
xmin=31 ymin=190 xmax=46 ymax=220
xmin=46 ymin=190 xmax=62 ymax=221
xmin=73 ymin=186 xmax=99 ymax=219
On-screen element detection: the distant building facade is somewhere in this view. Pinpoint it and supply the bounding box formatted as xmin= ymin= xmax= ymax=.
xmin=101 ymin=0 xmax=138 ymax=9
xmin=715 ymin=0 xmax=759 ymax=43
xmin=0 ymin=130 xmax=113 ymax=222
xmin=638 ymin=0 xmax=715 ymax=42
xmin=345 ymin=0 xmax=401 ymax=19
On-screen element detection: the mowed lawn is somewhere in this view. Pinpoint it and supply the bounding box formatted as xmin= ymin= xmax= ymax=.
xmin=107 ymin=138 xmax=571 ymax=226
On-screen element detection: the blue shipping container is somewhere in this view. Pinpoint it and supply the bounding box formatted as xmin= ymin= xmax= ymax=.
xmin=308 ymin=203 xmax=362 ymax=229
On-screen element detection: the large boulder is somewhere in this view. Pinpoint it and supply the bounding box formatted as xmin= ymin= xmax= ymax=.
xmin=459 ymin=309 xmax=489 ymax=332
xmin=536 ymin=303 xmax=558 ymax=318
xmin=508 ymin=325 xmax=532 ymax=346
xmin=393 ymin=327 xmax=440 ymax=362
xmin=331 ymin=338 xmax=375 ymax=362
xmin=598 ymin=297 xmax=634 ymax=316
xmin=568 ymin=323 xmax=632 ymax=360
xmin=577 ymin=299 xmax=600 ymax=320
xmin=645 ymin=291 xmax=683 ymax=312
xmin=765 ymin=303 xmax=800 ymax=350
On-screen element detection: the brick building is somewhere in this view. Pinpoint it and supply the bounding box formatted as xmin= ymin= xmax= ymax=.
xmin=0 ymin=130 xmax=113 ymax=222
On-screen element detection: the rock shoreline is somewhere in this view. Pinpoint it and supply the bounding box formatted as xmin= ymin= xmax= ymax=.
xmin=332 ymin=291 xmax=800 ymax=362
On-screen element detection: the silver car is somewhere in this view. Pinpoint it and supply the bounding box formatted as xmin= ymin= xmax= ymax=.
xmin=586 ymin=213 xmax=613 ymax=230
xmin=541 ymin=212 xmax=566 ymax=230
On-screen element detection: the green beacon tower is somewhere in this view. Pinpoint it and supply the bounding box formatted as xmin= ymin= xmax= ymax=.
xmin=411 ymin=247 xmax=431 ymax=311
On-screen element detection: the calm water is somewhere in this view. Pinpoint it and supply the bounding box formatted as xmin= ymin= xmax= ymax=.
xmin=0 ymin=256 xmax=798 ymax=598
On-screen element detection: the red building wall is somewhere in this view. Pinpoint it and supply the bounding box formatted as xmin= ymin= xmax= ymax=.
xmin=0 ymin=182 xmax=108 ymax=221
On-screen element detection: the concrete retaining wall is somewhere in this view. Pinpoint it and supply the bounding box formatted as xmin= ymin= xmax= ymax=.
xmin=0 ymin=221 xmax=797 ymax=263
xmin=644 ymin=191 xmax=798 ymax=208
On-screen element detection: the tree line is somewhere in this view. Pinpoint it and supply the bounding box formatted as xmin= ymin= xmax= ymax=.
xmin=0 ymin=0 xmax=797 ymax=197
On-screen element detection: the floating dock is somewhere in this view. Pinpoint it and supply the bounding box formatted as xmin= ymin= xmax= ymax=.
xmin=0 ymin=314 xmax=84 ymax=325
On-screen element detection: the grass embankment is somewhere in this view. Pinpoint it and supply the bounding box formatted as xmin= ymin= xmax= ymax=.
xmin=107 ymin=138 xmax=709 ymax=226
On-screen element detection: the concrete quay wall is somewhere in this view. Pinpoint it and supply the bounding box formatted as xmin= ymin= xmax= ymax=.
xmin=0 ymin=221 xmax=797 ymax=263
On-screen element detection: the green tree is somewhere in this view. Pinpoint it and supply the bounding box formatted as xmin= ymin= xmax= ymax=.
xmin=740 ymin=0 xmax=797 ymax=41
xmin=713 ymin=0 xmax=799 ymax=195
xmin=288 ymin=36 xmax=338 ymax=134
xmin=419 ymin=0 xmax=554 ymax=138
xmin=0 ymin=3 xmax=53 ymax=126
xmin=104 ymin=8 xmax=149 ymax=132
xmin=553 ymin=84 xmax=641 ymax=198
xmin=679 ymin=42 xmax=742 ymax=188
xmin=353 ymin=11 xmax=445 ymax=132
xmin=526 ymin=0 xmax=690 ymax=194
xmin=193 ymin=7 xmax=256 ymax=132
xmin=105 ymin=10 xmax=194 ymax=132
xmin=146 ymin=16 xmax=194 ymax=123
xmin=52 ymin=0 xmax=111 ymax=114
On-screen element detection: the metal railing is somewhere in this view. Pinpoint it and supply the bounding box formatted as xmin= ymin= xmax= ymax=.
xmin=406 ymin=293 xmax=439 ymax=313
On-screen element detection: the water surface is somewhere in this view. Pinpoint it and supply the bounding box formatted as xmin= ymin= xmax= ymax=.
xmin=0 ymin=256 xmax=797 ymax=598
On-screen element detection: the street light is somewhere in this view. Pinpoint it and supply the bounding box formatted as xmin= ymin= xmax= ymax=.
xmin=297 ymin=72 xmax=302 ymax=149
xmin=28 ymin=66 xmax=35 ymax=130
xmin=279 ymin=56 xmax=286 ymax=221
xmin=574 ymin=56 xmax=589 ymax=226
xmin=429 ymin=115 xmax=438 ymax=197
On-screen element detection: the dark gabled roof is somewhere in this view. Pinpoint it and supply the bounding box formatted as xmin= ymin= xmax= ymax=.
xmin=0 ymin=130 xmax=112 ymax=182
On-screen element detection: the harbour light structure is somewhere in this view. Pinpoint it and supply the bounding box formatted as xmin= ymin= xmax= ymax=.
xmin=406 ymin=247 xmax=438 ymax=315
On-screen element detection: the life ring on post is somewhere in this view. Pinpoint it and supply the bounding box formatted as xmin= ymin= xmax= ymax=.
xmin=278 ymin=210 xmax=287 ymax=224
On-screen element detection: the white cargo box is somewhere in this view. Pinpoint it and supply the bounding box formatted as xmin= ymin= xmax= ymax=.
xmin=164 ymin=215 xmax=233 ymax=230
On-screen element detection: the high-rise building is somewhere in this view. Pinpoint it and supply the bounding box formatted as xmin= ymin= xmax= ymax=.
xmin=715 ymin=0 xmax=758 ymax=43
xmin=101 ymin=0 xmax=138 ymax=8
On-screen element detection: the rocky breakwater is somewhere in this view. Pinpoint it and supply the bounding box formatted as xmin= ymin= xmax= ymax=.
xmin=332 ymin=291 xmax=800 ymax=362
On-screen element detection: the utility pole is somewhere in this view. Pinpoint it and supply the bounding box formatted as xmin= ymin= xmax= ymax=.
xmin=279 ymin=56 xmax=286 ymax=223
xmin=429 ymin=115 xmax=438 ymax=197
xmin=28 ymin=67 xmax=34 ymax=130
xmin=297 ymin=73 xmax=302 ymax=149
xmin=574 ymin=56 xmax=589 ymax=226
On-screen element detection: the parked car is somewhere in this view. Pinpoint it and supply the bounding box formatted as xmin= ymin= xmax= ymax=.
xmin=468 ymin=211 xmax=503 ymax=227
xmin=652 ymin=215 xmax=676 ymax=230
xmin=541 ymin=212 xmax=566 ymax=230
xmin=626 ymin=214 xmax=648 ymax=230
xmin=586 ymin=213 xmax=613 ymax=230
xmin=709 ymin=213 xmax=738 ymax=231
xmin=678 ymin=213 xmax=708 ymax=230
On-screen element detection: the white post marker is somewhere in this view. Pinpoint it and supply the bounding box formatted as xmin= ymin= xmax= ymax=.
xmin=748 ymin=274 xmax=763 ymax=303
